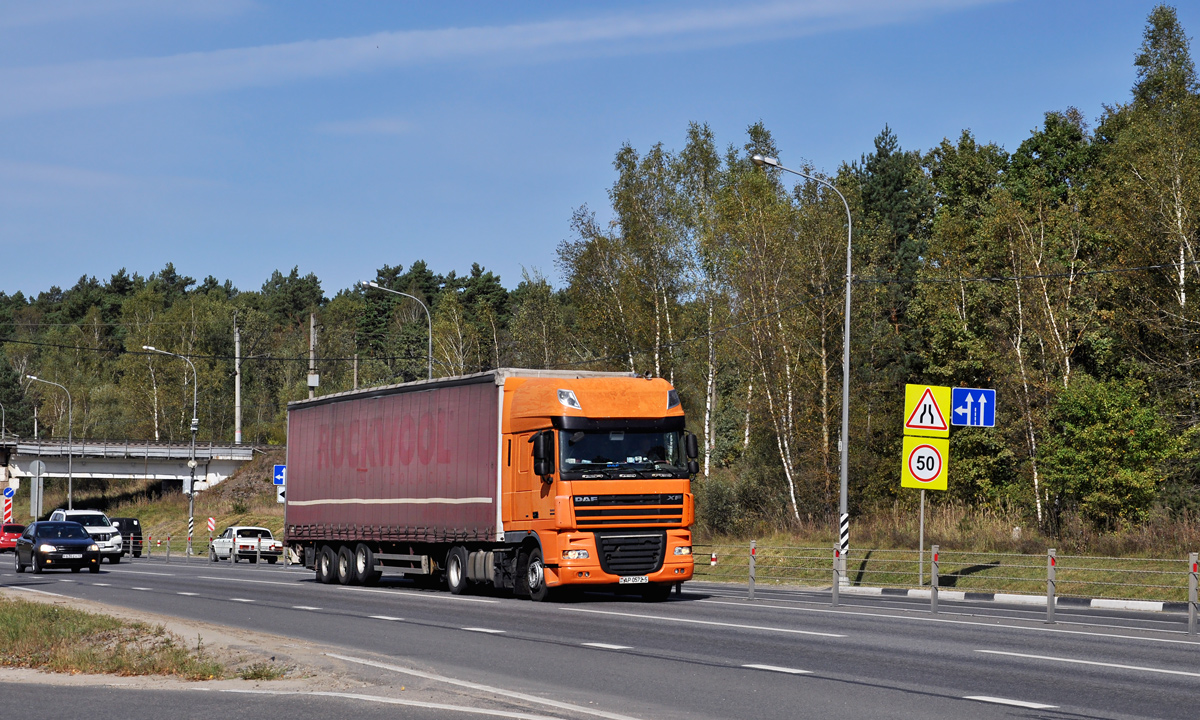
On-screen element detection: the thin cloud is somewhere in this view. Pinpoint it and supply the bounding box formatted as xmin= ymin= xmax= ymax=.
xmin=0 ymin=0 xmax=999 ymax=117
xmin=315 ymin=117 xmax=415 ymax=136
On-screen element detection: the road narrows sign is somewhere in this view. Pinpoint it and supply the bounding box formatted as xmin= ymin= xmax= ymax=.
xmin=901 ymin=436 xmax=948 ymax=490
xmin=903 ymin=384 xmax=951 ymax=438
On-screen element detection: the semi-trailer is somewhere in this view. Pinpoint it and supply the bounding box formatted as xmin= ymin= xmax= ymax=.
xmin=285 ymin=368 xmax=697 ymax=601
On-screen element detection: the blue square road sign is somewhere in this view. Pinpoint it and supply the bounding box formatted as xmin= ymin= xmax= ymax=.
xmin=273 ymin=464 xmax=286 ymax=486
xmin=2 ymin=488 xmax=13 ymax=499
xmin=950 ymin=388 xmax=995 ymax=427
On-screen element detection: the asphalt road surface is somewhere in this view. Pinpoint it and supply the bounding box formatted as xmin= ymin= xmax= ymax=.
xmin=3 ymin=555 xmax=1198 ymax=720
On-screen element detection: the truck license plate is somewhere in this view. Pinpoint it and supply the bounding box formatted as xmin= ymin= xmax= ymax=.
xmin=618 ymin=575 xmax=648 ymax=584
xmin=63 ymin=554 xmax=83 ymax=559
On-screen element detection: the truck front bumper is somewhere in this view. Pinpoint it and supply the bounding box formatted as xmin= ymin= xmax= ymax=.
xmin=547 ymin=528 xmax=694 ymax=587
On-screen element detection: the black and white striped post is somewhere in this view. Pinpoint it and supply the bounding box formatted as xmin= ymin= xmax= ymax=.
xmin=839 ymin=513 xmax=850 ymax=585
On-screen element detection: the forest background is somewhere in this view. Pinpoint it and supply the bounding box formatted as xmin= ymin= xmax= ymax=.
xmin=4 ymin=7 xmax=1199 ymax=544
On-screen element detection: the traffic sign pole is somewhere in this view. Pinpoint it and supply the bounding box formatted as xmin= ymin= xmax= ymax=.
xmin=918 ymin=489 xmax=925 ymax=585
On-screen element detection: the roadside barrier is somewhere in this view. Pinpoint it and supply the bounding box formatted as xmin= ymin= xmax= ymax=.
xmin=693 ymin=541 xmax=1199 ymax=630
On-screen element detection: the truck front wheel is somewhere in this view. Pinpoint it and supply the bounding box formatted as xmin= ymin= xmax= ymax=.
xmin=446 ymin=546 xmax=469 ymax=595
xmin=526 ymin=548 xmax=550 ymax=602
xmin=316 ymin=545 xmax=336 ymax=584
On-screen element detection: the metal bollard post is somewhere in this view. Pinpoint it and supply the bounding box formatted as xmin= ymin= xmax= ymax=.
xmin=748 ymin=540 xmax=756 ymax=601
xmin=256 ymin=538 xmax=262 ymax=567
xmin=166 ymin=535 xmax=171 ymax=563
xmin=931 ymin=544 xmax=939 ymax=614
xmin=1189 ymin=552 xmax=1197 ymax=636
xmin=1046 ymin=548 xmax=1056 ymax=624
xmin=832 ymin=544 xmax=840 ymax=607
xmin=147 ymin=535 xmax=152 ymax=559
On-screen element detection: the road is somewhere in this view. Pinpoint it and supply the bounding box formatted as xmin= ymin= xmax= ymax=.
xmin=3 ymin=556 xmax=1198 ymax=719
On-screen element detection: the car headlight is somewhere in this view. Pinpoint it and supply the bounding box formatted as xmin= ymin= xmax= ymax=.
xmin=562 ymin=549 xmax=590 ymax=560
xmin=674 ymin=546 xmax=692 ymax=556
xmin=112 ymin=534 xmax=122 ymax=543
xmin=89 ymin=544 xmax=99 ymax=552
xmin=38 ymin=544 xmax=56 ymax=553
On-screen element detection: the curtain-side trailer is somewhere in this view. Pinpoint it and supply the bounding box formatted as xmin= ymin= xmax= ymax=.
xmin=285 ymin=368 xmax=698 ymax=601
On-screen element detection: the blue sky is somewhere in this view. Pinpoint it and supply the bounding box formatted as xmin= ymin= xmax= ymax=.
xmin=2 ymin=0 xmax=1196 ymax=297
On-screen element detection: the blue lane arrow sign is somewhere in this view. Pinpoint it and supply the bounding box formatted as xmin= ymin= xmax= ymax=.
xmin=273 ymin=464 xmax=286 ymax=486
xmin=951 ymin=388 xmax=996 ymax=427
xmin=2 ymin=487 xmax=13 ymax=499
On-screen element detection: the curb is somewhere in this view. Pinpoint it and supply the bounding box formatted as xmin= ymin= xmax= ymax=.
xmin=839 ymin=585 xmax=1188 ymax=613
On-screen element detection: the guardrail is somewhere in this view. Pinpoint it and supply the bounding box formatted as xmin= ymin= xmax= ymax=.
xmin=695 ymin=542 xmax=1199 ymax=633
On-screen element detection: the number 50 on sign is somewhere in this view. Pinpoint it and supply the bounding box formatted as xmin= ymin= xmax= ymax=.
xmin=901 ymin=436 xmax=948 ymax=491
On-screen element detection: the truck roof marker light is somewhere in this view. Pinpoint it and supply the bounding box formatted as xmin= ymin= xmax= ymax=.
xmin=557 ymin=389 xmax=582 ymax=411
xmin=667 ymin=389 xmax=681 ymax=410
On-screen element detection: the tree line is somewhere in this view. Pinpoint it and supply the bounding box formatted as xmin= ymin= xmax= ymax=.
xmin=4 ymin=6 xmax=1198 ymax=535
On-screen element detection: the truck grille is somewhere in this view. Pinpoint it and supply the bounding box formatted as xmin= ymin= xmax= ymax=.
xmin=595 ymin=531 xmax=666 ymax=576
xmin=573 ymin=494 xmax=683 ymax=528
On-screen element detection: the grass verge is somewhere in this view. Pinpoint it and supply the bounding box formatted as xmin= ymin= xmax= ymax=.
xmin=0 ymin=596 xmax=225 ymax=680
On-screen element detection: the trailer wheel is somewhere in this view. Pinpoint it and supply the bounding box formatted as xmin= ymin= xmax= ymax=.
xmin=354 ymin=544 xmax=381 ymax=585
xmin=446 ymin=546 xmax=469 ymax=595
xmin=316 ymin=545 xmax=336 ymax=584
xmin=336 ymin=546 xmax=356 ymax=585
xmin=526 ymin=548 xmax=551 ymax=602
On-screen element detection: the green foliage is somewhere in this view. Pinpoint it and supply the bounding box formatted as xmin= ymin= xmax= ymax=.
xmin=1042 ymin=376 xmax=1169 ymax=529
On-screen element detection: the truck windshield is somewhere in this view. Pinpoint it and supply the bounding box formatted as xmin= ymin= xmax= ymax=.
xmin=559 ymin=430 xmax=683 ymax=472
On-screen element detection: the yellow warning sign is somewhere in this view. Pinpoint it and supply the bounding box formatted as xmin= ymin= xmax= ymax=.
xmin=903 ymin=384 xmax=951 ymax=438
xmin=901 ymin=435 xmax=948 ymax=490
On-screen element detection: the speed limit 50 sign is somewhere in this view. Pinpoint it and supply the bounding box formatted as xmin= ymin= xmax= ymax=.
xmin=901 ymin=436 xmax=948 ymax=491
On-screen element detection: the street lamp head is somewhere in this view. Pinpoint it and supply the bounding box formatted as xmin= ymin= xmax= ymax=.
xmin=751 ymin=154 xmax=780 ymax=168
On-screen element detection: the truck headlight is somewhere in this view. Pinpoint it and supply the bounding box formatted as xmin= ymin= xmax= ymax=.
xmin=38 ymin=544 xmax=56 ymax=553
xmin=674 ymin=546 xmax=692 ymax=556
xmin=562 ymin=549 xmax=590 ymax=560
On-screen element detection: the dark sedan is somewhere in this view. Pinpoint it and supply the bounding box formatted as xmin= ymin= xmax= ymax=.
xmin=14 ymin=522 xmax=101 ymax=573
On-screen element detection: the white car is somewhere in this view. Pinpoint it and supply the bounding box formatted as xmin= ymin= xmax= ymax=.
xmin=48 ymin=509 xmax=123 ymax=563
xmin=210 ymin=526 xmax=282 ymax=564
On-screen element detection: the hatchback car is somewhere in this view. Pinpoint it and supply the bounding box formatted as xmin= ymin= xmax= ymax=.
xmin=110 ymin=517 xmax=143 ymax=557
xmin=14 ymin=521 xmax=101 ymax=573
xmin=0 ymin=523 xmax=25 ymax=553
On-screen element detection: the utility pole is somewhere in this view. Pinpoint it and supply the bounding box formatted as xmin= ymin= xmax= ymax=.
xmin=234 ymin=318 xmax=242 ymax=445
xmin=308 ymin=313 xmax=318 ymax=400
xmin=353 ymin=353 xmax=358 ymax=390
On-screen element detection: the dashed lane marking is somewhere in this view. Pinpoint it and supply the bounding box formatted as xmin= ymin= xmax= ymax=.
xmin=742 ymin=664 xmax=812 ymax=675
xmin=231 ymin=598 xmax=254 ymax=602
xmin=566 ymin=607 xmax=846 ymax=638
xmin=977 ymin=649 xmax=1200 ymax=678
xmin=92 ymin=583 xmax=110 ymax=586
xmin=463 ymin=627 xmax=505 ymax=634
xmin=131 ymin=586 xmax=152 ymax=591
xmin=369 ymin=615 xmax=404 ymax=621
xmin=963 ymin=696 xmax=1057 ymax=710
xmin=582 ymin=643 xmax=633 ymax=650
xmin=293 ymin=605 xmax=321 ymax=610
xmin=108 ymin=570 xmax=174 ymax=576
xmin=177 ymin=592 xmax=198 ymax=596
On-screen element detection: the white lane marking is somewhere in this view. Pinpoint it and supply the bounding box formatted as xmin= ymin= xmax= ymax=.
xmin=566 ymin=607 xmax=845 ymax=638
xmin=978 ymin=649 xmax=1200 ymax=678
xmin=328 ymin=653 xmax=648 ymax=720
xmin=107 ymin=569 xmax=174 ymax=576
xmin=742 ymin=664 xmax=812 ymax=675
xmin=92 ymin=583 xmax=110 ymax=586
xmin=582 ymin=643 xmax=632 ymax=650
xmin=463 ymin=627 xmax=505 ymax=634
xmin=4 ymin=585 xmax=63 ymax=597
xmin=58 ymin=579 xmax=74 ymax=582
xmin=338 ymin=585 xmax=499 ymax=604
xmin=199 ymin=576 xmax=301 ymax=588
xmin=369 ymin=615 xmax=404 ymax=621
xmin=131 ymin=586 xmax=152 ymax=591
xmin=963 ymin=696 xmax=1057 ymax=710
xmin=231 ymin=598 xmax=254 ymax=603
xmin=214 ymin=688 xmax=562 ymax=720
xmin=177 ymin=592 xmax=198 ymax=596
xmin=293 ymin=605 xmax=321 ymax=611
xmin=696 ymin=599 xmax=1200 ymax=646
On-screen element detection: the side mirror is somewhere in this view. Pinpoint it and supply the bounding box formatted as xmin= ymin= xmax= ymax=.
xmin=685 ymin=432 xmax=699 ymax=460
xmin=531 ymin=431 xmax=555 ymax=480
xmin=688 ymin=460 xmax=700 ymax=475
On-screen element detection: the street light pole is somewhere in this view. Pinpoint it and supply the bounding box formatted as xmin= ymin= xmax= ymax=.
xmin=143 ymin=346 xmax=199 ymax=557
xmin=26 ymin=376 xmax=72 ymax=510
xmin=361 ymin=280 xmax=433 ymax=380
xmin=751 ymin=154 xmax=854 ymax=556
